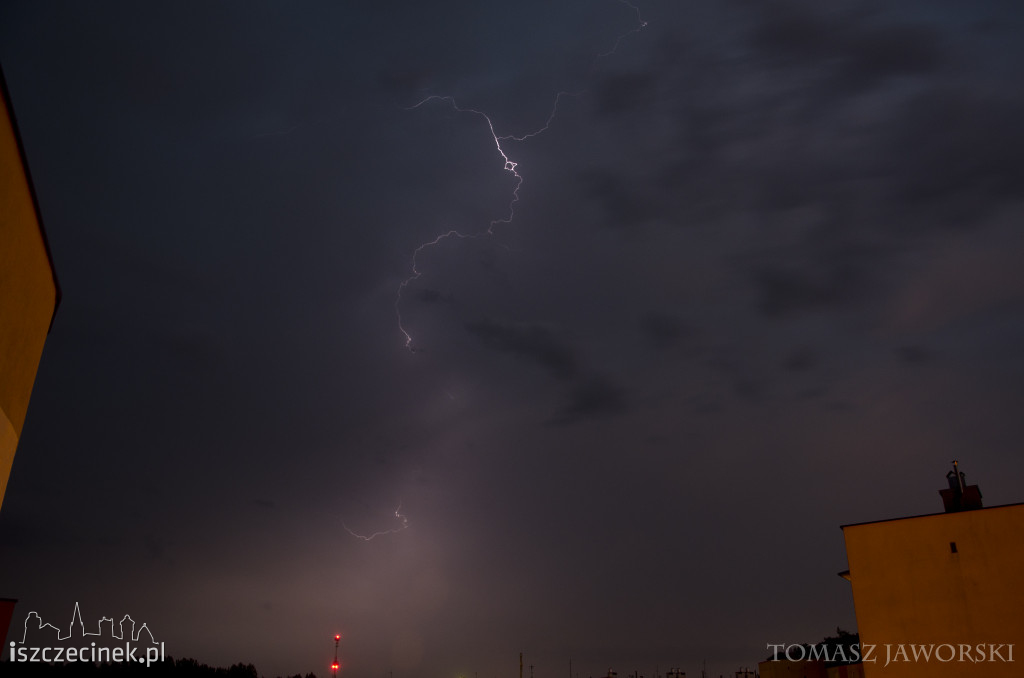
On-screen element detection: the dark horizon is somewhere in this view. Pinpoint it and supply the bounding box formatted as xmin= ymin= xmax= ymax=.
xmin=2 ymin=1 xmax=1024 ymax=677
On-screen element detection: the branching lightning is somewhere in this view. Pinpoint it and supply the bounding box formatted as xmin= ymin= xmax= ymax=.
xmin=394 ymin=0 xmax=647 ymax=351
xmin=595 ymin=0 xmax=648 ymax=64
xmin=343 ymin=503 xmax=410 ymax=541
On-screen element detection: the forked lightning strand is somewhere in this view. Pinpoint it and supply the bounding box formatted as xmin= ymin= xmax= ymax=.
xmin=595 ymin=0 xmax=647 ymax=63
xmin=343 ymin=504 xmax=409 ymax=541
xmin=395 ymin=0 xmax=647 ymax=350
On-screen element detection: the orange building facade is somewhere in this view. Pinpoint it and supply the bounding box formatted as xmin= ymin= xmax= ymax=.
xmin=0 ymin=68 xmax=59 ymax=512
xmin=841 ymin=479 xmax=1024 ymax=677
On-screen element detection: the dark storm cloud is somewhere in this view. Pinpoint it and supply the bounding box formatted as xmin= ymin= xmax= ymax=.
xmin=897 ymin=345 xmax=931 ymax=365
xmin=415 ymin=288 xmax=450 ymax=304
xmin=728 ymin=4 xmax=1022 ymax=239
xmin=596 ymin=1 xmax=1020 ymax=252
xmin=594 ymin=71 xmax=659 ymax=116
xmin=838 ymin=23 xmax=944 ymax=84
xmin=162 ymin=327 xmax=226 ymax=373
xmin=465 ymin=318 xmax=579 ymax=379
xmin=594 ymin=2 xmax=1024 ymax=331
xmin=376 ymin=65 xmax=437 ymax=100
xmin=639 ymin=311 xmax=687 ymax=350
xmin=580 ymin=169 xmax=657 ymax=227
xmin=752 ymin=264 xmax=862 ymax=317
xmin=464 ymin=317 xmax=631 ymax=424
xmin=887 ymin=88 xmax=1024 ymax=222
xmin=732 ymin=376 xmax=766 ymax=403
xmin=550 ymin=375 xmax=627 ymax=425
xmin=143 ymin=534 xmax=169 ymax=563
xmin=746 ymin=1 xmax=945 ymax=89
xmin=783 ymin=346 xmax=817 ymax=372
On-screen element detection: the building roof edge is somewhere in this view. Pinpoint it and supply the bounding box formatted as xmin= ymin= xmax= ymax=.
xmin=840 ymin=501 xmax=1024 ymax=530
xmin=0 ymin=62 xmax=62 ymax=332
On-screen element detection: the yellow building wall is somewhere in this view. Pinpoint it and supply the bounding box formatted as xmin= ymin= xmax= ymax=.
xmin=0 ymin=78 xmax=58 ymax=511
xmin=826 ymin=665 xmax=864 ymax=678
xmin=842 ymin=504 xmax=1024 ymax=677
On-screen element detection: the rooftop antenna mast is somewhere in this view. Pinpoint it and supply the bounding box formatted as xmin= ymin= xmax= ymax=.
xmin=952 ymin=459 xmax=965 ymax=493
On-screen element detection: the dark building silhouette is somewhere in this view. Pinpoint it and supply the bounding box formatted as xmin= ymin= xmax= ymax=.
xmin=938 ymin=460 xmax=983 ymax=513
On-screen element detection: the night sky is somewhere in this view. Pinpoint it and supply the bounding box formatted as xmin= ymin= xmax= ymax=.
xmin=2 ymin=1 xmax=1024 ymax=676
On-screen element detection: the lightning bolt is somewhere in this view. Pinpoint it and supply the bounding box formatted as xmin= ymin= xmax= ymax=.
xmin=342 ymin=503 xmax=410 ymax=541
xmin=595 ymin=0 xmax=648 ymax=64
xmin=394 ymin=0 xmax=647 ymax=351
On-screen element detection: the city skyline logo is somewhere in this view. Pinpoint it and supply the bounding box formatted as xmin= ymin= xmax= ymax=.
xmin=9 ymin=601 xmax=165 ymax=667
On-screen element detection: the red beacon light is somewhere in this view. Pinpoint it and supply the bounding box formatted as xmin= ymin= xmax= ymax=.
xmin=331 ymin=632 xmax=341 ymax=675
